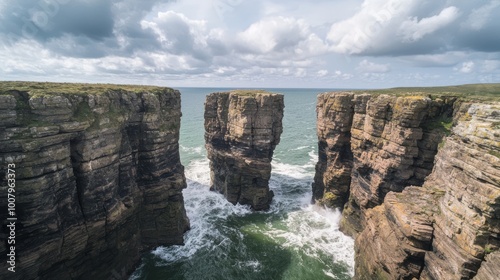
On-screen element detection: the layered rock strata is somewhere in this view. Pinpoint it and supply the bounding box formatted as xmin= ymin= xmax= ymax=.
xmin=314 ymin=91 xmax=500 ymax=279
xmin=0 ymin=82 xmax=189 ymax=280
xmin=355 ymin=102 xmax=500 ymax=279
xmin=313 ymin=93 xmax=454 ymax=233
xmin=204 ymin=90 xmax=284 ymax=210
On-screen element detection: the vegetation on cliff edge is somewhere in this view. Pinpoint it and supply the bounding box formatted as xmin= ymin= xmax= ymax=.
xmin=0 ymin=81 xmax=175 ymax=96
xmin=357 ymin=83 xmax=500 ymax=101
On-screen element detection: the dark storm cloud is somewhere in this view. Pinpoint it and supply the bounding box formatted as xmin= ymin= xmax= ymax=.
xmin=455 ymin=25 xmax=500 ymax=53
xmin=0 ymin=0 xmax=113 ymax=41
xmin=0 ymin=0 xmax=172 ymax=57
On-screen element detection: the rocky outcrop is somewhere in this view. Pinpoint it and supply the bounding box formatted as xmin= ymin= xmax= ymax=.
xmin=354 ymin=102 xmax=500 ymax=279
xmin=314 ymin=91 xmax=500 ymax=279
xmin=204 ymin=90 xmax=284 ymax=210
xmin=313 ymin=93 xmax=454 ymax=233
xmin=0 ymin=82 xmax=189 ymax=280
xmin=312 ymin=93 xmax=369 ymax=208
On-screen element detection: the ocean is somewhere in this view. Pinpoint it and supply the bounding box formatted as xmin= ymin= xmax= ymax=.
xmin=130 ymin=88 xmax=355 ymax=280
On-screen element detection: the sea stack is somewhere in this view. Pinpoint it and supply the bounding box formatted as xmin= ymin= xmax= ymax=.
xmin=204 ymin=90 xmax=284 ymax=210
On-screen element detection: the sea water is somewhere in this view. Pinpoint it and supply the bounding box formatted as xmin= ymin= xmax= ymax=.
xmin=130 ymin=88 xmax=355 ymax=280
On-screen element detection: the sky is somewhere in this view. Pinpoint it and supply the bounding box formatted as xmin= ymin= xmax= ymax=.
xmin=1 ymin=0 xmax=500 ymax=89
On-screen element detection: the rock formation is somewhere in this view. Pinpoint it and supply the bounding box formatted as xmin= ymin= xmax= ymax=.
xmin=314 ymin=93 xmax=454 ymax=234
xmin=204 ymin=90 xmax=284 ymax=210
xmin=0 ymin=82 xmax=189 ymax=280
xmin=314 ymin=91 xmax=500 ymax=279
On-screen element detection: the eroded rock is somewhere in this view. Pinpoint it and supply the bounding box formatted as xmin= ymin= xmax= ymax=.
xmin=204 ymin=90 xmax=284 ymax=210
xmin=0 ymin=82 xmax=189 ymax=280
xmin=314 ymin=90 xmax=500 ymax=280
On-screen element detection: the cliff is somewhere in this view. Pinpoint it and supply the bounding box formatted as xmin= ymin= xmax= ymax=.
xmin=204 ymin=90 xmax=284 ymax=210
xmin=313 ymin=93 xmax=454 ymax=233
xmin=0 ymin=82 xmax=189 ymax=280
xmin=314 ymin=87 xmax=500 ymax=279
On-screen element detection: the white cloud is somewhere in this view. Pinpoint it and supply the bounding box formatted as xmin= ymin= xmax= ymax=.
xmin=357 ymin=59 xmax=390 ymax=73
xmin=141 ymin=11 xmax=207 ymax=55
xmin=399 ymin=6 xmax=460 ymax=42
xmin=481 ymin=60 xmax=500 ymax=72
xmin=295 ymin=68 xmax=307 ymax=77
xmin=317 ymin=70 xmax=329 ymax=77
xmin=463 ymin=0 xmax=500 ymax=30
xmin=404 ymin=51 xmax=467 ymax=67
xmin=458 ymin=61 xmax=475 ymax=73
xmin=332 ymin=70 xmax=354 ymax=80
xmin=326 ymin=0 xmax=418 ymax=54
xmin=1 ymin=1 xmax=500 ymax=88
xmin=295 ymin=34 xmax=329 ymax=57
xmin=236 ymin=16 xmax=309 ymax=54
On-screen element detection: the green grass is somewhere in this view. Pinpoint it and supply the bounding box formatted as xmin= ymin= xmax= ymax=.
xmin=354 ymin=83 xmax=500 ymax=102
xmin=438 ymin=139 xmax=447 ymax=149
xmin=424 ymin=115 xmax=454 ymax=135
xmin=230 ymin=89 xmax=281 ymax=96
xmin=488 ymin=150 xmax=500 ymax=159
xmin=485 ymin=245 xmax=497 ymax=254
xmin=73 ymin=102 xmax=93 ymax=122
xmin=0 ymin=81 xmax=175 ymax=96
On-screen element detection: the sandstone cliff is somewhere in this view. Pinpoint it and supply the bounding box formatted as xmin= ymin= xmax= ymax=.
xmin=0 ymin=82 xmax=189 ymax=280
xmin=314 ymin=93 xmax=454 ymax=234
xmin=314 ymin=89 xmax=500 ymax=279
xmin=205 ymin=90 xmax=284 ymax=210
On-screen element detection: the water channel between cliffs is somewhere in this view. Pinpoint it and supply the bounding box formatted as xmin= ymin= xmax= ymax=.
xmin=131 ymin=88 xmax=355 ymax=280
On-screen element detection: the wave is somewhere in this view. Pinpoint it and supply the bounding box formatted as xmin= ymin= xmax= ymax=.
xmin=151 ymin=158 xmax=252 ymax=262
xmin=262 ymin=205 xmax=355 ymax=276
xmin=148 ymin=149 xmax=354 ymax=278
xmin=180 ymin=145 xmax=204 ymax=155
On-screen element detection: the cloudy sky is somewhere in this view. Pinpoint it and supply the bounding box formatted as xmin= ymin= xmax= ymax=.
xmin=1 ymin=0 xmax=500 ymax=88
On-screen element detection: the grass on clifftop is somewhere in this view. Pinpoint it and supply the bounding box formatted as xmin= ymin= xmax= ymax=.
xmin=0 ymin=81 xmax=174 ymax=96
xmin=229 ymin=89 xmax=281 ymax=96
xmin=357 ymin=83 xmax=500 ymax=101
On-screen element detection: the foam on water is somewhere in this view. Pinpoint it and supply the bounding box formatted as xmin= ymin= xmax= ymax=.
xmin=151 ymin=158 xmax=252 ymax=262
xmin=137 ymin=146 xmax=354 ymax=279
xmin=180 ymin=145 xmax=204 ymax=155
xmin=266 ymin=153 xmax=354 ymax=276
xmin=263 ymin=205 xmax=355 ymax=275
xmin=131 ymin=88 xmax=355 ymax=279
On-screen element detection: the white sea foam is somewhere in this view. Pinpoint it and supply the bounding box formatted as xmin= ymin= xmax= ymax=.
xmin=263 ymin=205 xmax=355 ymax=276
xmin=153 ymin=148 xmax=354 ymax=277
xmin=152 ymin=158 xmax=251 ymax=262
xmin=267 ymin=153 xmax=354 ymax=276
xmin=237 ymin=260 xmax=262 ymax=271
xmin=180 ymin=145 xmax=204 ymax=155
xmin=291 ymin=145 xmax=311 ymax=151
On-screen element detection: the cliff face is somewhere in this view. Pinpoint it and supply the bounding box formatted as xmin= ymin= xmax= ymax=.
xmin=313 ymin=93 xmax=454 ymax=233
xmin=204 ymin=90 xmax=284 ymax=210
xmin=355 ymin=102 xmax=500 ymax=280
xmin=0 ymin=82 xmax=189 ymax=280
xmin=314 ymin=91 xmax=500 ymax=279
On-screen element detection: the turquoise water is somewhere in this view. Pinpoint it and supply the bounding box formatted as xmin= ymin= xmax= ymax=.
xmin=131 ymin=88 xmax=354 ymax=280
